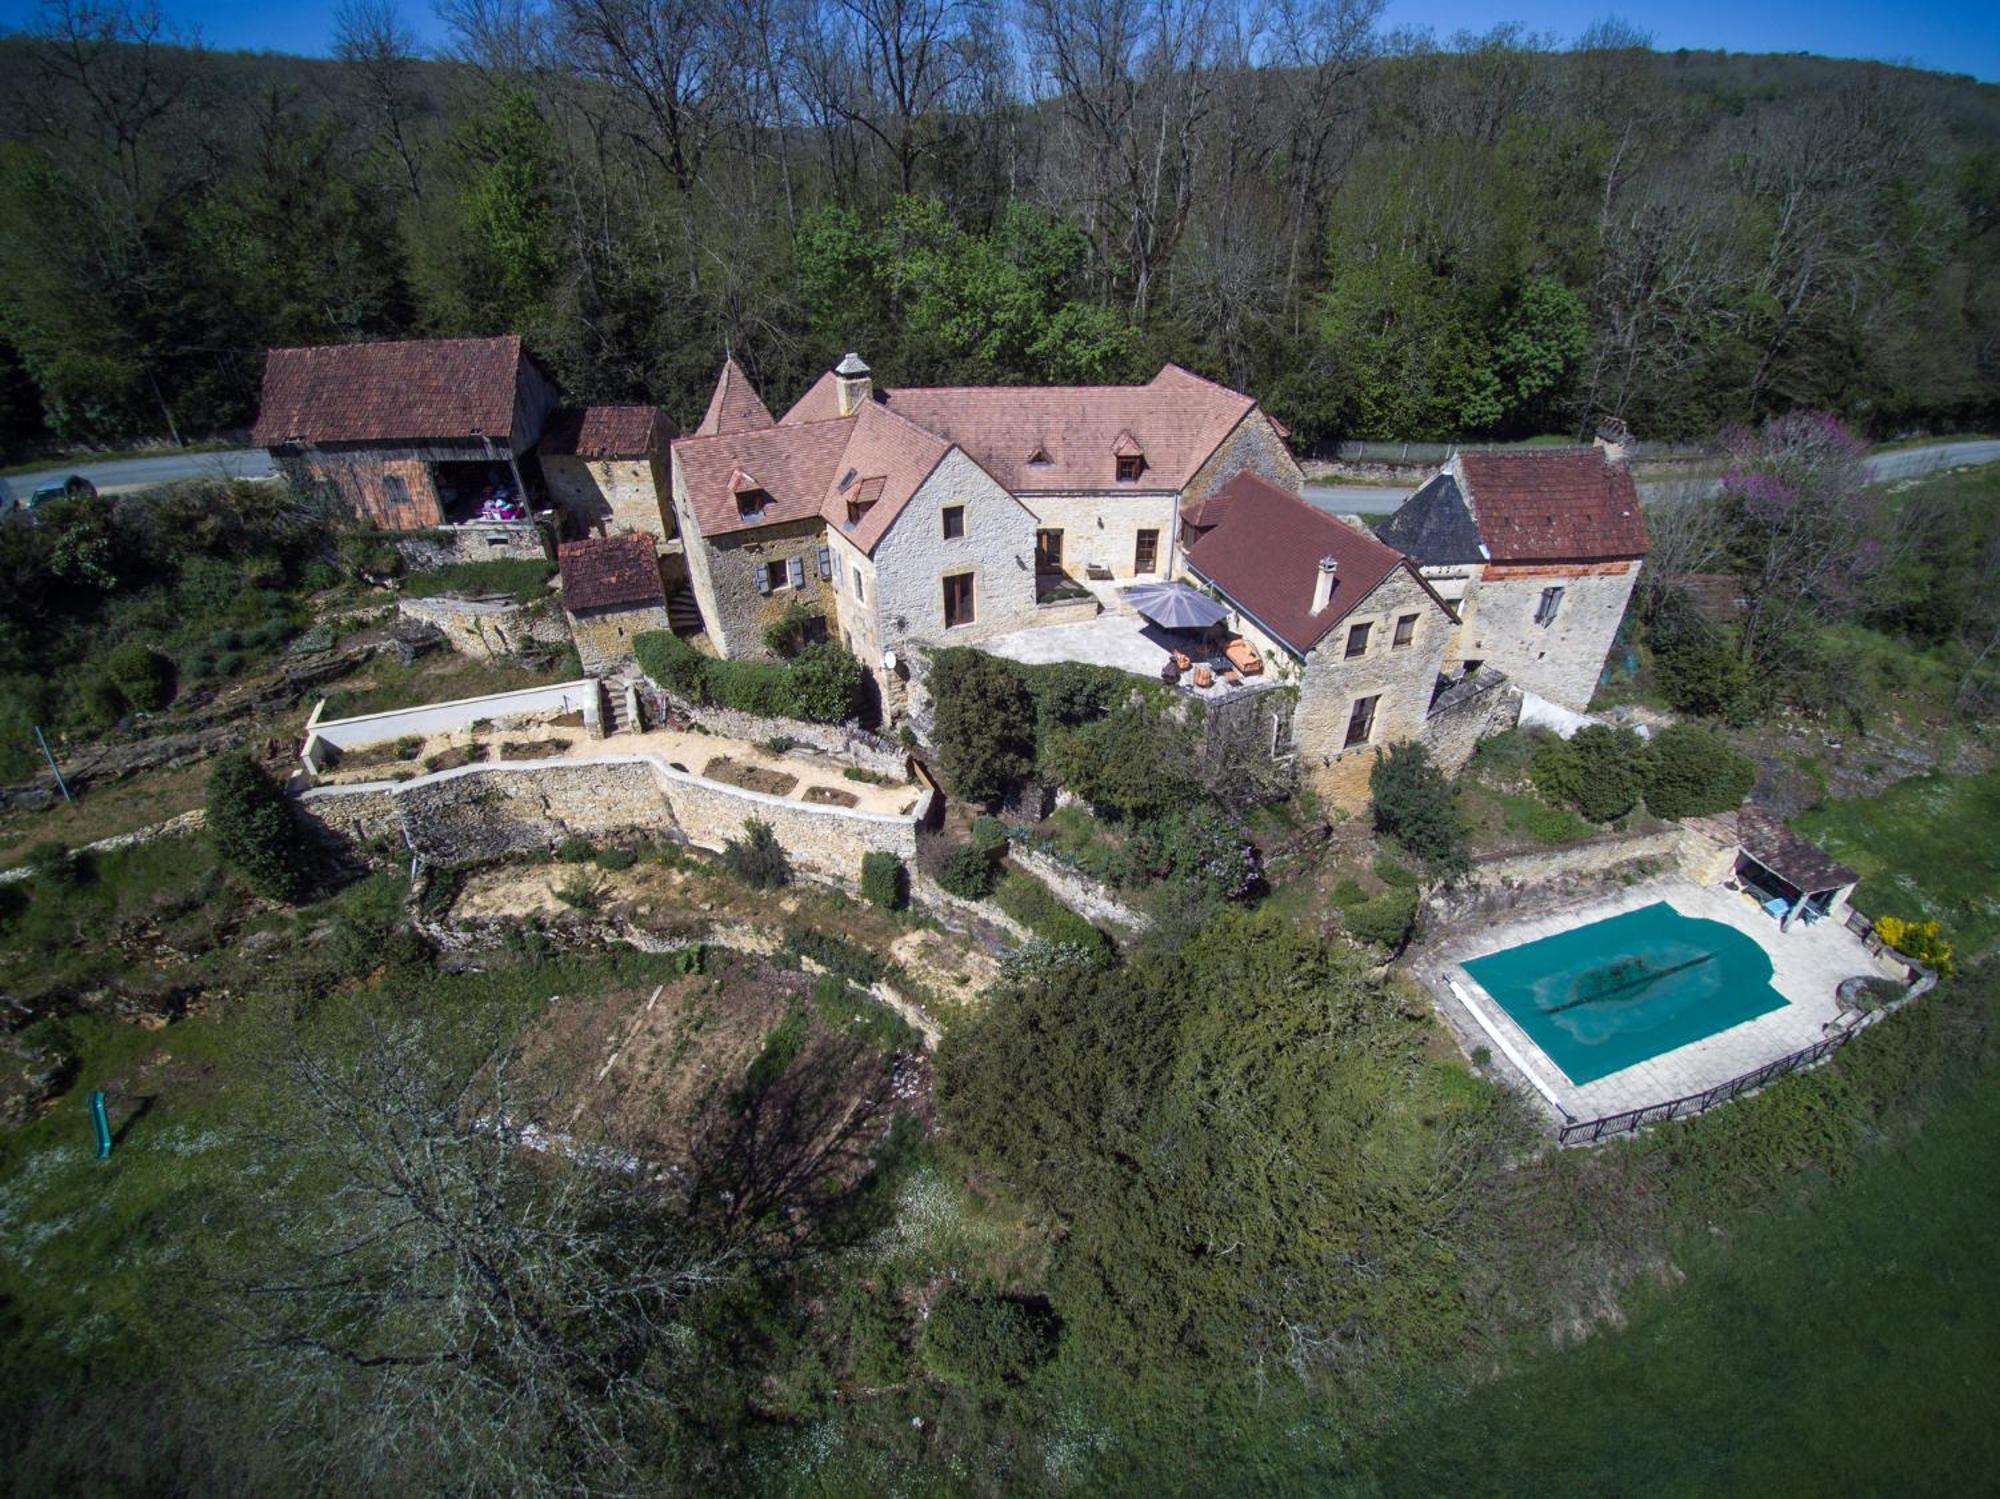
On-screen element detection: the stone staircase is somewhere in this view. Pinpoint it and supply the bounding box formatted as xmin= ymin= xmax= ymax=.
xmin=667 ymin=582 xmax=705 ymax=635
xmin=600 ymin=680 xmax=643 ymax=736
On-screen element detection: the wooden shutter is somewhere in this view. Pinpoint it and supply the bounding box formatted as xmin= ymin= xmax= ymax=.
xmin=788 ymin=556 xmax=805 ymax=589
xmin=817 ymin=545 xmax=832 ymax=580
xmin=756 ymin=564 xmax=771 ymax=595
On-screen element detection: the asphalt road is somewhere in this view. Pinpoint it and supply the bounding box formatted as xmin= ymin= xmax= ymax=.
xmin=1302 ymin=437 xmax=2000 ymax=521
xmin=7 ymin=437 xmax=1995 ymax=511
xmin=3 ymin=446 xmax=276 ymax=498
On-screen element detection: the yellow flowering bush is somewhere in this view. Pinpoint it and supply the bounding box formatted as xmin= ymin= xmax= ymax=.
xmin=1874 ymin=915 xmax=1954 ymax=977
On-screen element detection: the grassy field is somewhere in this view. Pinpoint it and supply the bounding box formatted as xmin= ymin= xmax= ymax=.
xmin=1796 ymin=770 xmax=2000 ymax=957
xmin=317 ymin=651 xmax=579 ymax=719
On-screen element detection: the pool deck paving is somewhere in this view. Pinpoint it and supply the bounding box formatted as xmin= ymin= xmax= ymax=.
xmin=1424 ymin=875 xmax=1905 ymax=1127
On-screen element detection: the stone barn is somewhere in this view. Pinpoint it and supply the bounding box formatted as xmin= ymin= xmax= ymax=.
xmin=558 ymin=533 xmax=669 ymax=676
xmin=539 ymin=404 xmax=678 ymax=544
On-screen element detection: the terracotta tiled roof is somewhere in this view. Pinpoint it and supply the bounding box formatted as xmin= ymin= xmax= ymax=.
xmin=674 ymin=417 xmax=854 ymax=538
xmin=1184 ymin=472 xmax=1414 ymax=657
xmin=542 ymin=404 xmax=673 ymax=458
xmin=252 ymin=335 xmax=526 ymax=445
xmin=1690 ymin=807 xmax=1858 ymax=894
xmin=1456 ymin=450 xmax=1648 ymax=562
xmin=695 ymin=357 xmax=775 ymax=436
xmin=819 ymin=402 xmax=962 ymax=554
xmin=558 ymin=533 xmax=664 ymax=612
xmin=879 ymin=363 xmax=1257 ymax=492
xmin=780 ymin=370 xmax=845 ymax=425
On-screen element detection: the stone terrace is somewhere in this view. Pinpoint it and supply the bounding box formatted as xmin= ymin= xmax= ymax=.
xmin=981 ymin=580 xmax=1277 ymax=702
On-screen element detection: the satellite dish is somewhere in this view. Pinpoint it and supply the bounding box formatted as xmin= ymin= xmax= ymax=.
xmin=882 ymin=650 xmax=899 ymax=671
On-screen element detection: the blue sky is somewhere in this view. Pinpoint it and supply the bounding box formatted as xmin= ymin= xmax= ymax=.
xmin=1 ymin=0 xmax=1995 ymax=82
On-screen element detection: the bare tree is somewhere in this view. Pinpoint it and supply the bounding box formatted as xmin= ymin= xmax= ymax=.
xmin=798 ymin=0 xmax=979 ymax=196
xmin=332 ymin=0 xmax=433 ymax=200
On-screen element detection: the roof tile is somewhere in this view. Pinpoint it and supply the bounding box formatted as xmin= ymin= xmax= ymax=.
xmin=558 ymin=533 xmax=664 ymax=612
xmin=542 ymin=404 xmax=673 ymax=458
xmin=695 ymin=357 xmax=775 ymax=436
xmin=1457 ymin=450 xmax=1648 ymax=561
xmin=252 ymin=336 xmax=526 ymax=445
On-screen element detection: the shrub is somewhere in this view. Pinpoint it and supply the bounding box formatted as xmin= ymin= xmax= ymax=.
xmin=25 ymin=840 xmax=87 ymax=890
xmin=1642 ymin=724 xmax=1757 ymax=820
xmin=399 ymin=558 xmax=553 ymax=604
xmin=970 ymin=815 xmax=1011 ymax=857
xmin=633 ymin=630 xmax=864 ymax=725
xmin=634 ymin=630 xmax=709 ymax=699
xmin=1874 ymin=915 xmax=1954 ymax=977
xmin=1134 ymin=806 xmax=1261 ymax=900
xmin=1331 ymin=876 xmax=1370 ymax=910
xmin=784 ymin=642 xmax=866 ymax=723
xmin=554 ymin=868 xmax=607 ymax=911
xmin=761 ymin=599 xmax=823 ymax=658
xmin=593 ymin=846 xmax=638 ymax=871
xmin=80 ymin=673 xmax=127 ymax=729
xmin=993 ymin=869 xmax=1110 ymax=959
xmin=1647 ymin=588 xmax=1751 ymax=718
xmin=938 ymin=844 xmax=1000 ymax=899
xmin=921 ymin=1287 xmax=1059 ymax=1391
xmin=930 ymin=650 xmax=1035 ymax=803
xmin=722 ymin=818 xmax=790 ymax=889
xmin=206 ymin=750 xmax=309 ymax=900
xmin=556 ymin=835 xmax=597 ymax=863
xmin=861 ymin=850 xmax=907 ymax=911
xmin=1369 ymin=742 xmax=1470 ymax=882
xmin=1372 ymin=851 xmax=1421 ymax=888
xmin=1567 ymin=725 xmax=1650 ymax=822
xmin=1343 ymin=886 xmax=1418 ymax=950
xmin=783 ymin=924 xmax=887 ymax=987
xmin=1042 ymin=705 xmax=1199 ymax=823
xmin=104 ymin=641 xmax=175 ymax=712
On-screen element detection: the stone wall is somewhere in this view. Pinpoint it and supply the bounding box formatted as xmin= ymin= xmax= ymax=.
xmin=299 ymin=751 xmax=929 ymax=885
xmin=302 ymin=679 xmax=602 ymax=771
xmin=1450 ymin=560 xmax=1640 ymax=712
xmin=693 ymin=517 xmax=835 ymax=661
xmin=1016 ymin=489 xmax=1178 ymax=582
xmin=1419 ymin=671 xmax=1522 ymax=776
xmin=392 ymin=523 xmax=554 ymax=571
xmin=396 ymin=594 xmax=570 ymax=661
xmin=640 ymin=685 xmax=908 ymax=778
xmin=541 ymin=452 xmax=673 ymax=542
xmin=1010 ymin=846 xmax=1152 ymax=934
xmin=1182 ymin=408 xmax=1305 ymax=510
xmin=1421 ymin=826 xmax=1697 ymax=929
xmin=1291 ymin=565 xmax=1455 ymax=808
xmin=569 ymin=601 xmax=671 ymax=676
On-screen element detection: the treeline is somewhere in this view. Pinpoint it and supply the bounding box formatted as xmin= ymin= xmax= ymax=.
xmin=1 ymin=0 xmax=1996 ymax=456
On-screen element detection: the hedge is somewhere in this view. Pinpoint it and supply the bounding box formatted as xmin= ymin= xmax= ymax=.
xmin=634 ymin=630 xmax=864 ymax=725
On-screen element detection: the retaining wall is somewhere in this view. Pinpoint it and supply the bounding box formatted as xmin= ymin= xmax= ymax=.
xmin=396 ymin=594 xmax=570 ymax=660
xmin=299 ymin=751 xmax=930 ymax=884
xmin=1010 ymin=845 xmax=1152 ymax=934
xmin=302 ymin=679 xmax=602 ymax=772
xmin=643 ymin=685 xmax=907 ymax=778
xmin=1423 ymin=826 xmax=1696 ymax=929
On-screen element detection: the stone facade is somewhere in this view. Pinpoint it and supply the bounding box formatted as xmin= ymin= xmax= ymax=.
xmin=299 ymin=752 xmax=928 ymax=885
xmin=396 ymin=594 xmax=571 ymax=661
xmin=542 ymin=452 xmax=675 ymax=542
xmin=568 ymin=600 xmax=672 ymax=676
xmin=1418 ymin=670 xmax=1523 ymax=776
xmin=1441 ymin=559 xmax=1640 ymax=712
xmin=682 ymin=513 xmax=836 ymax=660
xmin=392 ymin=523 xmax=552 ymax=571
xmin=1289 ymin=565 xmax=1454 ymax=807
xmin=1182 ymin=409 xmax=1305 ymax=509
xmin=1013 ymin=489 xmax=1179 ymax=581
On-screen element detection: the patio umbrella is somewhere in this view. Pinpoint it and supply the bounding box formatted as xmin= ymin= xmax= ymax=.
xmin=1123 ymin=580 xmax=1229 ymax=631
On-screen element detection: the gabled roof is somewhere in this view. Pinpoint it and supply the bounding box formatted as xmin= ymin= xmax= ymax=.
xmin=878 ymin=363 xmax=1258 ymax=492
xmin=695 ymin=357 xmax=775 ymax=437
xmin=252 ymin=335 xmax=528 ymax=446
xmin=1689 ymin=807 xmax=1858 ymax=895
xmin=1184 ymin=472 xmax=1426 ymax=657
xmin=558 ymin=533 xmax=664 ymax=612
xmin=1455 ymin=449 xmax=1647 ymax=562
xmin=780 ymin=370 xmax=845 ymax=426
xmin=1375 ymin=471 xmax=1486 ymax=566
xmin=542 ymin=404 xmax=674 ymax=459
xmin=674 ymin=417 xmax=854 ymax=538
xmin=820 ymin=402 xmax=960 ymax=554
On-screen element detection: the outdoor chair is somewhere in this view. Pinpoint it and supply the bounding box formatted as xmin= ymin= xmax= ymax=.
xmin=1225 ymin=638 xmax=1263 ymax=676
xmin=1193 ymin=665 xmax=1215 ymax=689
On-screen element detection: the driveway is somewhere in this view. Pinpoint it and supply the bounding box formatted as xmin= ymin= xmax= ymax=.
xmin=4 ymin=446 xmax=276 ymax=498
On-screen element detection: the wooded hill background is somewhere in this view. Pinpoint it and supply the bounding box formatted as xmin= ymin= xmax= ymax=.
xmin=0 ymin=0 xmax=1995 ymax=459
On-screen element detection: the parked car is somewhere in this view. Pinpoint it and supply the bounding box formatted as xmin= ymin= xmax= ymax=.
xmin=0 ymin=473 xmax=96 ymax=520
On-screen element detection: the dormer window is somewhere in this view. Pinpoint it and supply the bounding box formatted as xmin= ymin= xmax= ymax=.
xmin=729 ymin=467 xmax=768 ymax=520
xmin=1027 ymin=445 xmax=1051 ymax=466
xmin=845 ymin=474 xmax=885 ymax=527
xmin=1112 ymin=430 xmax=1145 ymax=483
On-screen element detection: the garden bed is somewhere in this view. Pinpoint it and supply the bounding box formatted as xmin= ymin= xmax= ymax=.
xmin=702 ymin=756 xmax=799 ymax=797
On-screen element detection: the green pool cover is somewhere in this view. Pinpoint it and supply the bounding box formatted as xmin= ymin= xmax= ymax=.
xmin=1462 ymin=901 xmax=1788 ymax=1085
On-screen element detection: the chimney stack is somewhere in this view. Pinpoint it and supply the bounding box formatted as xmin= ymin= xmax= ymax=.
xmin=1312 ymin=555 xmax=1339 ymax=615
xmin=834 ymin=351 xmax=872 ymax=417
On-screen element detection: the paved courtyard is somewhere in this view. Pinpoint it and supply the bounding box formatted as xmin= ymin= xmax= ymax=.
xmin=1424 ymin=875 xmax=1907 ymax=1127
xmin=982 ymin=581 xmax=1273 ymax=700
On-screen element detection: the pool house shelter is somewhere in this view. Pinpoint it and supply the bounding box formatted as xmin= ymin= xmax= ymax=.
xmin=1686 ymin=807 xmax=1859 ymax=931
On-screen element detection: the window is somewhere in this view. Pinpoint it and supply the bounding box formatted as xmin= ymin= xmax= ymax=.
xmin=1035 ymin=529 xmax=1064 ymax=572
xmin=943 ymin=572 xmax=975 ymax=628
xmin=737 ymin=489 xmax=768 ymax=520
xmin=941 ymin=505 xmax=965 ymax=540
xmin=1393 ymin=613 xmax=1418 ymax=648
xmin=852 ymin=568 xmax=865 ymax=602
xmin=1115 ymin=455 xmax=1145 ymax=483
xmin=1344 ymin=694 xmax=1379 ymax=748
xmin=1535 ymin=586 xmax=1564 ymax=627
xmin=1345 ymin=621 xmax=1371 ymax=658
xmin=381 ymin=473 xmax=411 ymax=509
xmin=1134 ymin=529 xmax=1159 ymax=574
xmin=763 ymin=560 xmax=788 ymax=593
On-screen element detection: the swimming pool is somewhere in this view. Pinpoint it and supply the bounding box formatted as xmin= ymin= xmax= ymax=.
xmin=1462 ymin=902 xmax=1789 ymax=1085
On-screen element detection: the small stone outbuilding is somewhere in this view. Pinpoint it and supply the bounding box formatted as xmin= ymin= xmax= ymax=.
xmin=540 ymin=404 xmax=678 ymax=544
xmin=558 ymin=533 xmax=669 ymax=676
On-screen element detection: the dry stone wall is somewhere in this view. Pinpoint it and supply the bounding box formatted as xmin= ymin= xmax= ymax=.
xmin=393 ymin=523 xmax=553 ymax=570
xmin=1419 ymin=671 xmax=1522 ymax=775
xmin=396 ymin=594 xmax=570 ymax=660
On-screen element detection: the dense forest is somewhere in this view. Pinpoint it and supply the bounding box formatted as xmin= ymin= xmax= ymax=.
xmin=0 ymin=0 xmax=1995 ymax=458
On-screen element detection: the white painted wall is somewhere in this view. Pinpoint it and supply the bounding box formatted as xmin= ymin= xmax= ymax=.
xmin=303 ymin=678 xmax=601 ymax=770
xmin=872 ymin=447 xmax=1040 ymax=646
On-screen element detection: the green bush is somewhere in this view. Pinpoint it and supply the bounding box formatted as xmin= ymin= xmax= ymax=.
xmin=920 ymin=1287 xmax=1059 ymax=1391
xmin=929 ymin=649 xmax=1036 ymax=803
xmin=1042 ymin=705 xmax=1198 ymax=823
xmin=785 ymin=642 xmax=866 ymax=723
xmin=632 ymin=630 xmax=864 ymax=725
xmin=594 ymin=846 xmax=638 ymax=871
xmin=25 ymin=840 xmax=88 ymax=890
xmin=1372 ymin=851 xmax=1421 ymax=888
xmin=80 ymin=673 xmax=127 ymax=728
xmin=970 ymin=815 xmax=1010 ymax=857
xmin=633 ymin=630 xmax=709 ymax=699
xmin=1643 ymin=724 xmax=1758 ymax=820
xmin=722 ymin=818 xmax=790 ymax=889
xmin=1343 ymin=886 xmax=1418 ymax=950
xmin=104 ymin=640 xmax=175 ymax=712
xmin=1648 ymin=588 xmax=1752 ymax=718
xmin=782 ymin=924 xmax=887 ymax=987
xmin=1369 ymin=742 xmax=1470 ymax=882
xmin=861 ymin=850 xmax=907 ymax=911
xmin=1129 ymin=806 xmax=1261 ymax=900
xmin=554 ymin=868 xmax=607 ymax=911
xmin=761 ymin=600 xmax=823 ymax=658
xmin=1331 ymin=876 xmax=1371 ymax=910
xmin=556 ymin=835 xmax=597 ymax=863
xmin=1533 ymin=726 xmax=1649 ymax=823
xmin=399 ymin=558 xmax=553 ymax=604
xmin=993 ymin=869 xmax=1110 ymax=959
xmin=938 ymin=844 xmax=1000 ymax=899
xmin=206 ymin=750 xmax=310 ymax=901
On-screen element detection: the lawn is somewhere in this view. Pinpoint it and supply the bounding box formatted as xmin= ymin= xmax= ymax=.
xmin=1795 ymin=770 xmax=2000 ymax=958
xmin=317 ymin=651 xmax=579 ymax=719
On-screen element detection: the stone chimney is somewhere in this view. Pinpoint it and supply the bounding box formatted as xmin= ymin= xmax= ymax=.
xmin=1311 ymin=555 xmax=1339 ymax=614
xmin=834 ymin=351 xmax=872 ymax=417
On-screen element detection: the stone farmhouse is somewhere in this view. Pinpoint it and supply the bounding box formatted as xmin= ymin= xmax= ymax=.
xmin=1179 ymin=472 xmax=1466 ymax=806
xmin=667 ymin=351 xmax=1302 ymax=709
xmin=539 ymin=404 xmax=677 ymax=545
xmin=254 ymin=336 xmax=562 ymax=530
xmin=1376 ymin=448 xmax=1648 ymax=711
xmin=557 ymin=533 xmax=671 ymax=678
